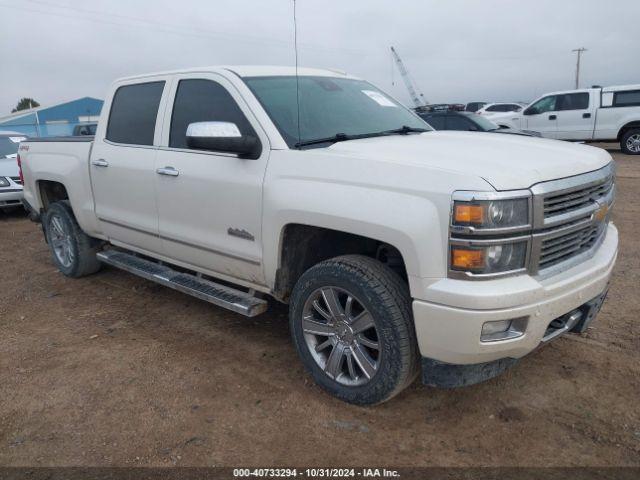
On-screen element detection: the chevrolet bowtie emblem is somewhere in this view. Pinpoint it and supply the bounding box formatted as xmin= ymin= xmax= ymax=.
xmin=594 ymin=202 xmax=609 ymax=222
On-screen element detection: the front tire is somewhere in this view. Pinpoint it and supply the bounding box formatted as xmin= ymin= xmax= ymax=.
xmin=44 ymin=201 xmax=102 ymax=278
xmin=289 ymin=255 xmax=419 ymax=405
xmin=621 ymin=128 xmax=640 ymax=155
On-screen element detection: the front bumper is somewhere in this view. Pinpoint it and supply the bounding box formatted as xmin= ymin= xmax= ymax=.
xmin=412 ymin=223 xmax=618 ymax=366
xmin=0 ymin=188 xmax=24 ymax=209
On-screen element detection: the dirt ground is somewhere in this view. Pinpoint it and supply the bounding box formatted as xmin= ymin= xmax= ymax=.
xmin=1 ymin=144 xmax=639 ymax=467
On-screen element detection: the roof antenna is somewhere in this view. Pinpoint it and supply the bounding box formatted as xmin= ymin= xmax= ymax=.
xmin=293 ymin=0 xmax=301 ymax=147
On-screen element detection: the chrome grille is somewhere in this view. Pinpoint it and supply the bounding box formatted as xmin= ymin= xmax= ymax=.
xmin=10 ymin=176 xmax=22 ymax=185
xmin=538 ymin=224 xmax=602 ymax=270
xmin=530 ymin=164 xmax=614 ymax=276
xmin=448 ymin=163 xmax=614 ymax=280
xmin=543 ymin=174 xmax=613 ymax=218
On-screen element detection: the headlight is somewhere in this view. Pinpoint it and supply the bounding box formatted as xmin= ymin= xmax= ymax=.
xmin=452 ymin=198 xmax=529 ymax=230
xmin=450 ymin=241 xmax=528 ymax=275
xmin=0 ymin=177 xmax=9 ymax=187
xmin=449 ymin=191 xmax=533 ymax=279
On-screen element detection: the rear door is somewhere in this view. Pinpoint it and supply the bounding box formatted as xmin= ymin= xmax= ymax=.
xmin=522 ymin=95 xmax=559 ymax=138
xmin=555 ymin=91 xmax=595 ymax=140
xmin=90 ymin=78 xmax=171 ymax=254
xmin=154 ymin=73 xmax=270 ymax=284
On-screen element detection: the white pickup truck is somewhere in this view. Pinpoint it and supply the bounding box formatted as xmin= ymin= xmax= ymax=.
xmin=487 ymin=84 xmax=640 ymax=154
xmin=19 ymin=66 xmax=618 ymax=405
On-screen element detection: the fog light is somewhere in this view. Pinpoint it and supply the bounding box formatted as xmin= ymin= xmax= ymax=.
xmin=481 ymin=317 xmax=528 ymax=342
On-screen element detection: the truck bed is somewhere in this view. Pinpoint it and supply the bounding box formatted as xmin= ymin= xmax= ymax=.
xmin=20 ymin=136 xmax=99 ymax=235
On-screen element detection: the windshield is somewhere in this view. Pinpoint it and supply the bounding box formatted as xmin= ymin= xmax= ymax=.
xmin=466 ymin=113 xmax=499 ymax=131
xmin=0 ymin=136 xmax=25 ymax=158
xmin=244 ymin=76 xmax=431 ymax=148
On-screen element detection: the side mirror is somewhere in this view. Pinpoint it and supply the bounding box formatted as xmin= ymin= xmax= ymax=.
xmin=186 ymin=122 xmax=261 ymax=160
xmin=523 ymin=108 xmax=536 ymax=116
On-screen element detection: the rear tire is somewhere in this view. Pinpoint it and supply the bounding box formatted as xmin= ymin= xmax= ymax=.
xmin=289 ymin=255 xmax=419 ymax=405
xmin=621 ymin=128 xmax=640 ymax=155
xmin=44 ymin=200 xmax=102 ymax=278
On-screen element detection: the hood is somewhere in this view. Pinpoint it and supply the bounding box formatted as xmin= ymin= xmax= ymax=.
xmin=0 ymin=156 xmax=19 ymax=178
xmin=325 ymin=131 xmax=611 ymax=190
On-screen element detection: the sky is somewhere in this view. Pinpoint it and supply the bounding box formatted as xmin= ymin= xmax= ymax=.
xmin=1 ymin=0 xmax=639 ymax=114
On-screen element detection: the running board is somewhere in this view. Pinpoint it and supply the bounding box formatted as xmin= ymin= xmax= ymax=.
xmin=96 ymin=250 xmax=268 ymax=317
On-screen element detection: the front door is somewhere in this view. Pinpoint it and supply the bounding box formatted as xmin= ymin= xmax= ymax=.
xmin=154 ymin=74 xmax=269 ymax=285
xmin=522 ymin=95 xmax=558 ymax=138
xmin=91 ymin=79 xmax=170 ymax=254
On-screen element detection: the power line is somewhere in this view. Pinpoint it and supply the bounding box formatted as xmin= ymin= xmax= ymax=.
xmin=23 ymin=0 xmax=291 ymax=47
xmin=1 ymin=0 xmax=368 ymax=56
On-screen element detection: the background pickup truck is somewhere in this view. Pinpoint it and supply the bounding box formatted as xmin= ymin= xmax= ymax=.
xmin=18 ymin=66 xmax=618 ymax=405
xmin=486 ymin=84 xmax=640 ymax=154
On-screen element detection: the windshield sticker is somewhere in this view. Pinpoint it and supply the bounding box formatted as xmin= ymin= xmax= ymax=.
xmin=361 ymin=90 xmax=397 ymax=107
xmin=9 ymin=137 xmax=26 ymax=143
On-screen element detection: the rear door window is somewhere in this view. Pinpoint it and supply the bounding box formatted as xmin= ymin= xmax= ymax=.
xmin=557 ymin=93 xmax=589 ymax=111
xmin=106 ymin=81 xmax=165 ymax=146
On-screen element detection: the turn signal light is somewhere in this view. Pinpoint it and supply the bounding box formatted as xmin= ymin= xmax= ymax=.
xmin=454 ymin=204 xmax=485 ymax=224
xmin=451 ymin=248 xmax=485 ymax=270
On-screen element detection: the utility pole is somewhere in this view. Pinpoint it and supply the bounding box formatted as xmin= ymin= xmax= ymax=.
xmin=572 ymin=47 xmax=587 ymax=89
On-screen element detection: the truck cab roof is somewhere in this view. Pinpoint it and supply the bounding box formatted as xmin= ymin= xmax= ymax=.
xmin=114 ymin=65 xmax=359 ymax=84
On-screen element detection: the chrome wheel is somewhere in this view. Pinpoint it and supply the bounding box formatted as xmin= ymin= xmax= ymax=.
xmin=627 ymin=134 xmax=640 ymax=153
xmin=49 ymin=213 xmax=74 ymax=268
xmin=302 ymin=287 xmax=380 ymax=386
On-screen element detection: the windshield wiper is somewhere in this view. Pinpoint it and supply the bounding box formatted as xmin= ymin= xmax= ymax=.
xmin=295 ymin=133 xmax=352 ymax=148
xmin=295 ymin=126 xmax=429 ymax=148
xmin=378 ymin=125 xmax=430 ymax=135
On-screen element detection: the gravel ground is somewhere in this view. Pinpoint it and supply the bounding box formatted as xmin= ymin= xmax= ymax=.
xmin=0 ymin=144 xmax=638 ymax=467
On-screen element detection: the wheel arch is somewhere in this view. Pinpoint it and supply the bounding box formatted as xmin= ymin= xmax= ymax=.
xmin=37 ymin=179 xmax=69 ymax=210
xmin=272 ymin=223 xmax=414 ymax=303
xmin=617 ymin=120 xmax=640 ymax=140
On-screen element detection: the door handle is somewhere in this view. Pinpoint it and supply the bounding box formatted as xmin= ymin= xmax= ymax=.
xmin=156 ymin=167 xmax=180 ymax=177
xmin=91 ymin=159 xmax=109 ymax=167
xmin=549 ymin=115 xmax=557 ymax=120
xmin=583 ymin=113 xmax=592 ymax=119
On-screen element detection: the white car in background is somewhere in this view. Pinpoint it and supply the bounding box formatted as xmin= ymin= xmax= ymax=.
xmin=0 ymin=131 xmax=26 ymax=210
xmin=487 ymin=85 xmax=640 ymax=154
xmin=477 ymin=102 xmax=526 ymax=116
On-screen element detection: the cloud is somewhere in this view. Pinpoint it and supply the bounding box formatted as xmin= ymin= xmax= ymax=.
xmin=0 ymin=0 xmax=638 ymax=113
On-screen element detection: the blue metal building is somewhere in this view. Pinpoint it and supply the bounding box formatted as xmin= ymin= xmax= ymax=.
xmin=0 ymin=97 xmax=103 ymax=137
